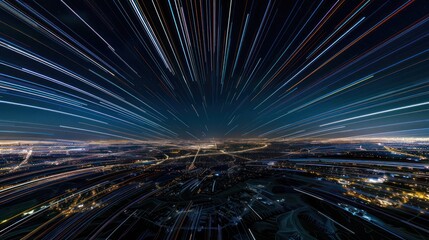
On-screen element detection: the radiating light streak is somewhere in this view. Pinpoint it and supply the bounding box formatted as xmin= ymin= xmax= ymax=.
xmin=287 ymin=0 xmax=417 ymax=93
xmin=307 ymin=0 xmax=371 ymax=58
xmin=0 ymin=44 xmax=172 ymax=134
xmin=150 ymin=0 xmax=180 ymax=76
xmin=224 ymin=124 xmax=238 ymax=136
xmin=191 ymin=104 xmax=199 ymax=117
xmin=321 ymin=101 xmax=429 ymax=127
xmin=62 ymin=0 xmax=139 ymax=76
xmin=318 ymin=211 xmax=355 ymax=234
xmin=247 ymin=204 xmax=262 ymax=220
xmin=168 ymin=110 xmax=189 ymax=128
xmin=220 ymin=0 xmax=233 ymax=90
xmin=0 ymin=0 xmax=117 ymax=76
xmin=128 ymin=0 xmax=173 ymax=72
xmin=252 ymin=0 xmax=325 ymax=95
xmin=0 ymin=64 xmax=172 ymax=135
xmin=288 ymin=75 xmax=374 ymax=114
xmin=293 ymin=188 xmax=324 ymax=201
xmin=0 ymin=0 xmax=426 ymax=139
xmin=0 ymin=130 xmax=52 ymax=136
xmin=59 ymin=125 xmax=140 ymax=141
xmin=0 ymin=100 xmax=107 ymax=124
xmin=278 ymin=17 xmax=366 ymax=93
xmin=186 ymin=131 xmax=200 ymax=140
xmin=248 ymin=229 xmax=256 ymax=240
xmin=231 ymin=14 xmax=249 ymax=76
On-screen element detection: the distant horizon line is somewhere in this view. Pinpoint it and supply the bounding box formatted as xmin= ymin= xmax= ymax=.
xmin=1 ymin=137 xmax=429 ymax=145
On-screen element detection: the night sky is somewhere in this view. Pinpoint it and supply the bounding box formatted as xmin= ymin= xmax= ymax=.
xmin=0 ymin=0 xmax=428 ymax=141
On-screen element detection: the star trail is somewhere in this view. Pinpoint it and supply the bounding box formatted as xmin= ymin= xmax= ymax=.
xmin=2 ymin=1 xmax=429 ymax=239
xmin=0 ymin=0 xmax=428 ymax=140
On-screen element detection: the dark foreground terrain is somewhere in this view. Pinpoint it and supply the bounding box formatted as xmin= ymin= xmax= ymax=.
xmin=0 ymin=139 xmax=428 ymax=239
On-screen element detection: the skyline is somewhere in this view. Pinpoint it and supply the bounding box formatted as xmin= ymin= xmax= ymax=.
xmin=0 ymin=0 xmax=428 ymax=140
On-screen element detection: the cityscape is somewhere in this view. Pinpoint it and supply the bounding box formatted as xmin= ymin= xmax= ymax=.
xmin=0 ymin=0 xmax=428 ymax=239
xmin=0 ymin=139 xmax=428 ymax=239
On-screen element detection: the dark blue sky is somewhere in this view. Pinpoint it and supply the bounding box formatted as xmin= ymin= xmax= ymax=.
xmin=0 ymin=0 xmax=428 ymax=140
